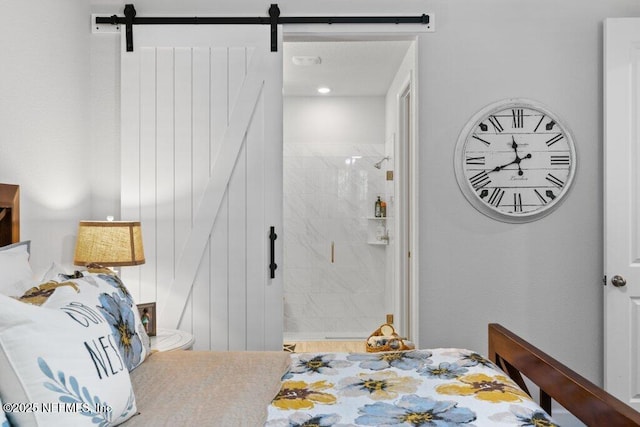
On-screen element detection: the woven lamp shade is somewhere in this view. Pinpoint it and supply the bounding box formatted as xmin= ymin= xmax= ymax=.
xmin=74 ymin=221 xmax=145 ymax=267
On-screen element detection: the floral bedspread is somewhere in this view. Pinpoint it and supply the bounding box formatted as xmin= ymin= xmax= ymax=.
xmin=265 ymin=349 xmax=559 ymax=426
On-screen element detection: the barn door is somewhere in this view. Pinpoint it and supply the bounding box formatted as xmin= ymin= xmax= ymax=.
xmin=604 ymin=18 xmax=640 ymax=408
xmin=120 ymin=25 xmax=283 ymax=351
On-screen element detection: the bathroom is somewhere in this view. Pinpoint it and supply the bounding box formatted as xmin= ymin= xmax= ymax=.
xmin=282 ymin=39 xmax=416 ymax=344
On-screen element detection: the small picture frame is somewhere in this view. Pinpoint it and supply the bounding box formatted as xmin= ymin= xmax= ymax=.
xmin=137 ymin=302 xmax=156 ymax=337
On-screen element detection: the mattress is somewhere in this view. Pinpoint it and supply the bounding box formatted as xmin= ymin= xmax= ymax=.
xmin=125 ymin=348 xmax=557 ymax=426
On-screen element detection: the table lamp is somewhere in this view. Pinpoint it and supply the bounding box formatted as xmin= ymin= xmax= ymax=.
xmin=73 ymin=221 xmax=145 ymax=267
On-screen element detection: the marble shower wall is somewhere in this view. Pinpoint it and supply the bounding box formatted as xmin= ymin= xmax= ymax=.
xmin=283 ymin=96 xmax=389 ymax=340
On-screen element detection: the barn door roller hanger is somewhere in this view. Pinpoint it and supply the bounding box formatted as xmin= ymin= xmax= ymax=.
xmin=95 ymin=4 xmax=432 ymax=52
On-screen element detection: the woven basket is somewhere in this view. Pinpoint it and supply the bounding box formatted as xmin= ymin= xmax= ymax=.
xmin=366 ymin=323 xmax=413 ymax=352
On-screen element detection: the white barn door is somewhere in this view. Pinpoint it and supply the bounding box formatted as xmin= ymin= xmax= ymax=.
xmin=120 ymin=25 xmax=283 ymax=351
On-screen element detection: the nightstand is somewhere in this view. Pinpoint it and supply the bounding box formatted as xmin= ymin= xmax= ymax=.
xmin=150 ymin=328 xmax=195 ymax=352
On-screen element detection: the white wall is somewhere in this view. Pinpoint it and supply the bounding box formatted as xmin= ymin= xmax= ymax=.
xmin=283 ymin=96 xmax=388 ymax=339
xmin=417 ymin=1 xmax=623 ymax=384
xmin=2 ymin=0 xmax=639 ymax=386
xmin=0 ymin=0 xmax=91 ymax=275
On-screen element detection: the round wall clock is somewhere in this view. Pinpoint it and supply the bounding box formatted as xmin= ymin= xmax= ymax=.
xmin=454 ymin=99 xmax=576 ymax=223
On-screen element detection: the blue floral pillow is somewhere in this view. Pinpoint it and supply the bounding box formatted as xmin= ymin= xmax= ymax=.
xmin=0 ymin=293 xmax=137 ymax=426
xmin=19 ymin=271 xmax=150 ymax=371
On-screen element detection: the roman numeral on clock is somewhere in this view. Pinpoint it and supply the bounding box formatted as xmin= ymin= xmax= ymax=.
xmin=466 ymin=155 xmax=485 ymax=165
xmin=534 ymin=189 xmax=548 ymax=205
xmin=546 ymin=173 xmax=565 ymax=188
xmin=472 ymin=135 xmax=491 ymax=146
xmin=550 ymin=155 xmax=570 ymax=165
xmin=512 ymin=109 xmax=524 ymax=128
xmin=487 ymin=188 xmax=505 ymax=207
xmin=545 ymin=133 xmax=564 ymax=147
xmin=469 ymin=171 xmax=491 ymax=190
xmin=488 ymin=115 xmax=504 ymax=133
xmin=513 ymin=192 xmax=523 ymax=212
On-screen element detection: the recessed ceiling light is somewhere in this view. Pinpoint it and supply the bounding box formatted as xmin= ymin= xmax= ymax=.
xmin=317 ymin=87 xmax=331 ymax=94
xmin=292 ymin=56 xmax=322 ymax=66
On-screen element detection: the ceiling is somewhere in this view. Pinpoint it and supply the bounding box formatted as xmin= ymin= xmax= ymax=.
xmin=283 ymin=40 xmax=412 ymax=97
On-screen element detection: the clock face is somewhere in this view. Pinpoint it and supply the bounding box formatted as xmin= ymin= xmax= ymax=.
xmin=454 ymin=99 xmax=576 ymax=222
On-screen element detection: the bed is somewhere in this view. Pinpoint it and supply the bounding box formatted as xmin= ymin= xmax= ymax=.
xmin=1 ymin=183 xmax=639 ymax=426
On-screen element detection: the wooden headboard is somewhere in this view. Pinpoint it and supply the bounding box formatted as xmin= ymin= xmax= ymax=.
xmin=0 ymin=184 xmax=19 ymax=246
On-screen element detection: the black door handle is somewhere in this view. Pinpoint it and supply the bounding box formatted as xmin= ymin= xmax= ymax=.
xmin=269 ymin=226 xmax=278 ymax=279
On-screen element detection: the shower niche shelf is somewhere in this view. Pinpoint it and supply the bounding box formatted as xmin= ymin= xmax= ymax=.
xmin=366 ymin=217 xmax=388 ymax=245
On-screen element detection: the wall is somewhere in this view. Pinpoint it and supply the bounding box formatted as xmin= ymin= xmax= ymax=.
xmin=0 ymin=0 xmax=634 ymax=385
xmin=0 ymin=0 xmax=91 ymax=275
xmin=417 ymin=1 xmax=636 ymax=384
xmin=283 ymin=96 xmax=389 ymax=340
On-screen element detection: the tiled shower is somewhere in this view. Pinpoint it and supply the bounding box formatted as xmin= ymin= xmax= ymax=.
xmin=283 ymin=96 xmax=390 ymax=341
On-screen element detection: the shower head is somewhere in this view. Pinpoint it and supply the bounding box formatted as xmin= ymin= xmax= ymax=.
xmin=374 ymin=156 xmax=390 ymax=169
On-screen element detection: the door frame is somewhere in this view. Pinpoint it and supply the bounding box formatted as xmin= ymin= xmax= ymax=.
xmin=282 ymin=25 xmax=421 ymax=346
xmin=396 ymin=77 xmax=418 ymax=343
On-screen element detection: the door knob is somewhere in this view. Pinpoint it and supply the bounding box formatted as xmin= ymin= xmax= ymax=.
xmin=611 ymin=275 xmax=627 ymax=287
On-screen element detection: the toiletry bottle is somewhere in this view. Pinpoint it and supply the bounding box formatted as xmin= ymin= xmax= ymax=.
xmin=375 ymin=196 xmax=382 ymax=217
xmin=380 ymin=198 xmax=387 ymax=218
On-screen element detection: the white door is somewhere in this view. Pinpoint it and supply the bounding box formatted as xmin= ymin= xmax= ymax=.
xmin=120 ymin=25 xmax=283 ymax=351
xmin=604 ymin=18 xmax=640 ymax=408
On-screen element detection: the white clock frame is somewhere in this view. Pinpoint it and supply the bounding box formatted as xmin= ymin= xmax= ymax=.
xmin=454 ymin=98 xmax=577 ymax=223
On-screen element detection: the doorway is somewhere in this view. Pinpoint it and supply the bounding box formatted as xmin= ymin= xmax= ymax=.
xmin=282 ymin=38 xmax=418 ymax=344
